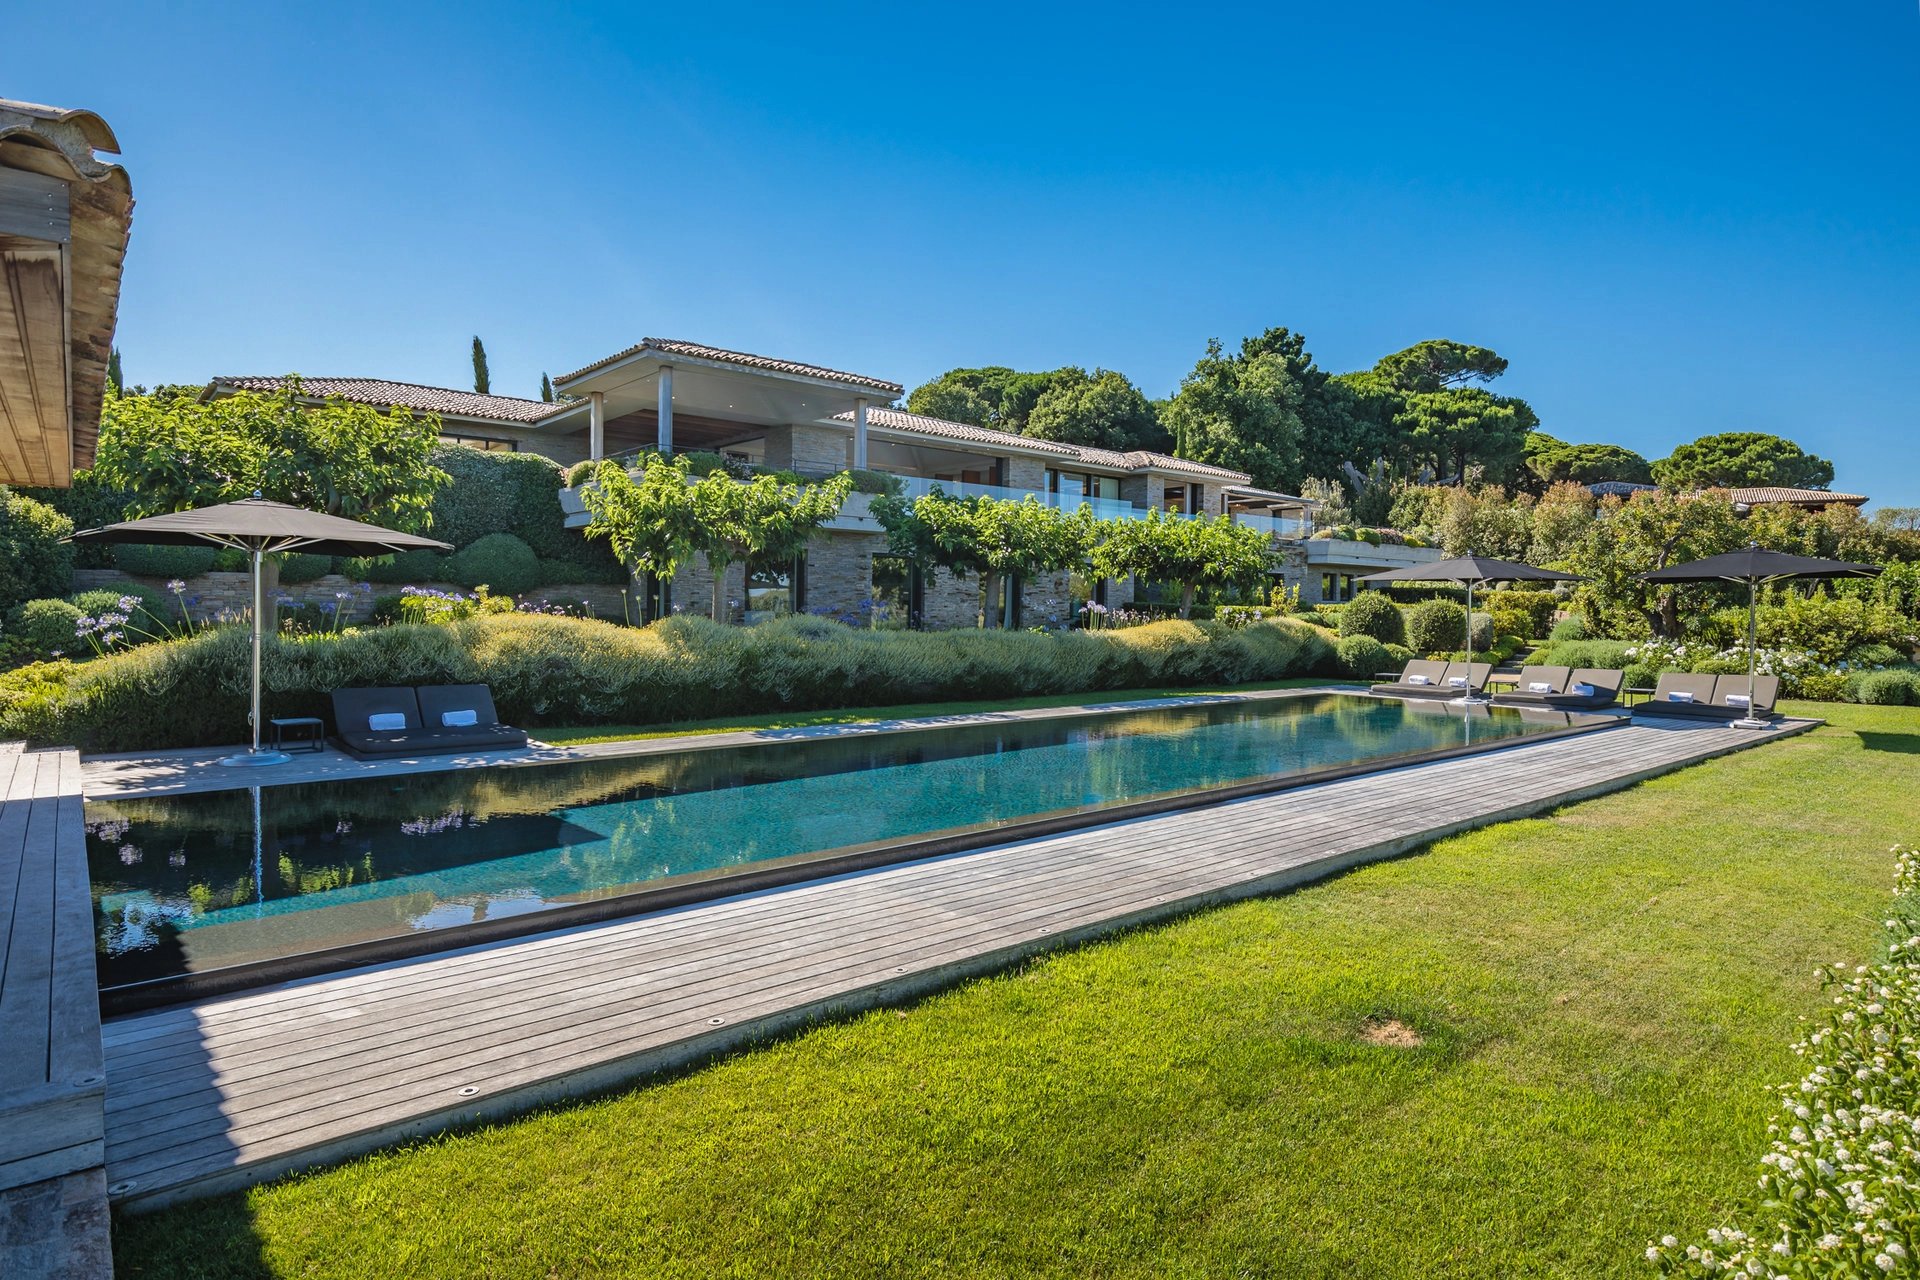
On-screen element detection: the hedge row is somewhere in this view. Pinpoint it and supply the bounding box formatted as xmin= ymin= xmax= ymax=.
xmin=0 ymin=613 xmax=1344 ymax=752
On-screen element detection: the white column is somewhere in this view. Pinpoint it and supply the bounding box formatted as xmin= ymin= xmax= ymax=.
xmin=588 ymin=391 xmax=605 ymax=461
xmin=657 ymin=365 xmax=674 ymax=455
xmin=853 ymin=397 xmax=869 ymax=470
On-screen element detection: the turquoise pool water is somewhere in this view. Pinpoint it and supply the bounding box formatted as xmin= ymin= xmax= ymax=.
xmin=86 ymin=694 xmax=1592 ymax=990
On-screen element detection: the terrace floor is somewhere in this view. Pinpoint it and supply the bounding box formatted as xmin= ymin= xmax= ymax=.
xmin=95 ymin=708 xmax=1816 ymax=1211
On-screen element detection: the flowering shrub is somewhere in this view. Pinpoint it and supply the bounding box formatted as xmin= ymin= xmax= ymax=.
xmin=397 ymin=586 xmax=517 ymax=625
xmin=1650 ymin=845 xmax=1920 ymax=1277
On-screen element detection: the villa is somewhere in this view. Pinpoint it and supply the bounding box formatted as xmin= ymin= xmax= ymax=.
xmin=207 ymin=337 xmax=1354 ymax=623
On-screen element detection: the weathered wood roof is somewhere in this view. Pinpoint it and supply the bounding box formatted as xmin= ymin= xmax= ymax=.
xmin=0 ymin=99 xmax=134 ymax=487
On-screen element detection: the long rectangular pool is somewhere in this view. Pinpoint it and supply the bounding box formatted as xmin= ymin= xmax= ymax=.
xmin=87 ymin=693 xmax=1609 ymax=1002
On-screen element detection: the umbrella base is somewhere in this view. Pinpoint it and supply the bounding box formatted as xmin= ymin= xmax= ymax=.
xmin=1729 ymin=717 xmax=1772 ymax=731
xmin=219 ymin=749 xmax=293 ymax=768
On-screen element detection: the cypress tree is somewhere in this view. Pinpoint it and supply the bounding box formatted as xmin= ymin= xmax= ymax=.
xmin=107 ymin=347 xmax=124 ymax=395
xmin=471 ymin=336 xmax=491 ymax=394
xmin=540 ymin=372 xmax=553 ymax=402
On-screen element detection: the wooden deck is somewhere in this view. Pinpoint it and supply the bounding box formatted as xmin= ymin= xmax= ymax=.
xmin=102 ymin=715 xmax=1816 ymax=1211
xmin=0 ymin=742 xmax=112 ymax=1275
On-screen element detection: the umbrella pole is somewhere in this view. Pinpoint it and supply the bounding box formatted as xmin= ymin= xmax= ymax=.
xmin=1733 ymin=575 xmax=1767 ymax=730
xmin=220 ymin=543 xmax=291 ymax=767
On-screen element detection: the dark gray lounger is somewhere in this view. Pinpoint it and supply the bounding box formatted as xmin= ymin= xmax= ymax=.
xmin=1371 ymin=658 xmax=1449 ymax=697
xmin=1495 ymin=667 xmax=1624 ymax=711
xmin=330 ymin=684 xmax=529 ymax=757
xmin=1635 ymin=672 xmax=1778 ymax=720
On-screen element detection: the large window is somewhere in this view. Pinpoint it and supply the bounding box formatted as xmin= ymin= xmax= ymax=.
xmin=745 ymin=555 xmax=805 ymax=622
xmin=1048 ymin=471 xmax=1122 ymax=505
xmin=870 ymin=554 xmax=921 ymax=629
xmin=439 ymin=432 xmax=518 ymax=452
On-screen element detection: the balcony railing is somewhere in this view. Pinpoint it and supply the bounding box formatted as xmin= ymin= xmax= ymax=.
xmin=1228 ymin=512 xmax=1313 ymax=539
xmin=890 ymin=475 xmax=1141 ymax=522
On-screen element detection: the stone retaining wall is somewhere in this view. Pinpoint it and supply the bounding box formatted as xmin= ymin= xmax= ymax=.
xmin=72 ymin=569 xmax=634 ymax=624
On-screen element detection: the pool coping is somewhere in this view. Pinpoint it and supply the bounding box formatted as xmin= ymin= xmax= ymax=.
xmin=94 ymin=691 xmax=1623 ymax=1013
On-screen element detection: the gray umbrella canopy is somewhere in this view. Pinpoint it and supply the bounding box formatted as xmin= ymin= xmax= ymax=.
xmin=1357 ymin=556 xmax=1584 ymax=587
xmin=67 ymin=498 xmax=450 ymax=765
xmin=1636 ymin=542 xmax=1881 ymax=729
xmin=69 ymin=497 xmax=451 ymax=558
xmin=1358 ymin=557 xmax=1584 ymax=704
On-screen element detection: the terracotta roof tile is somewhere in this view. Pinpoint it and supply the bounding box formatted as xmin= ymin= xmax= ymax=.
xmin=211 ymin=376 xmax=575 ymax=425
xmin=844 ymin=407 xmax=1081 ymax=457
xmin=1716 ymin=486 xmax=1867 ymax=506
xmin=559 ymin=338 xmax=902 ymax=394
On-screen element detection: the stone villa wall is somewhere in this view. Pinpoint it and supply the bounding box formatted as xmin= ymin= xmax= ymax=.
xmin=72 ymin=569 xmax=634 ymax=624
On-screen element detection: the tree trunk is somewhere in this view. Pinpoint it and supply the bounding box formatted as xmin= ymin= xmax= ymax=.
xmin=982 ymin=572 xmax=1002 ymax=629
xmin=712 ymin=565 xmax=728 ymax=625
xmin=1180 ymin=581 xmax=1196 ymax=619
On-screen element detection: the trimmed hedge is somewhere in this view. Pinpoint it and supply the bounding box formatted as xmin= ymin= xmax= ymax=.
xmin=1338 ymin=592 xmax=1405 ymax=646
xmin=114 ymin=543 xmax=218 ymax=578
xmin=1406 ymin=599 xmax=1466 ymax=655
xmin=0 ymin=490 xmax=74 ymax=614
xmin=0 ymin=614 xmax=1340 ymax=752
xmin=445 ymin=533 xmax=541 ymax=595
xmin=1334 ymin=633 xmax=1392 ymax=678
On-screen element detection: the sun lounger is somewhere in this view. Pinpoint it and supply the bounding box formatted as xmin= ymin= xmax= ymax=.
xmin=1376 ymin=660 xmax=1491 ymax=700
xmin=331 ymin=684 xmax=529 ymax=757
xmin=1370 ymin=658 xmax=1449 ymax=697
xmin=1495 ymin=667 xmax=1623 ymax=711
xmin=1634 ymin=672 xmax=1776 ymax=721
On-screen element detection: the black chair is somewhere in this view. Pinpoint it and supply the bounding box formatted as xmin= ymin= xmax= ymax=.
xmin=330 ymin=684 xmax=528 ymax=758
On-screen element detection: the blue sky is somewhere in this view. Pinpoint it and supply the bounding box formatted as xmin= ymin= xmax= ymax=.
xmin=6 ymin=2 xmax=1916 ymax=503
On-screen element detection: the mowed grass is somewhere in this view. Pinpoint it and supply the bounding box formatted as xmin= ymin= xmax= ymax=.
xmin=114 ymin=703 xmax=1920 ymax=1279
xmin=533 ymin=676 xmax=1354 ymax=746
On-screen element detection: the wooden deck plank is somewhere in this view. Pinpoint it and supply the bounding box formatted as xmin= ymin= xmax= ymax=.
xmin=103 ymin=718 xmax=1815 ymax=1207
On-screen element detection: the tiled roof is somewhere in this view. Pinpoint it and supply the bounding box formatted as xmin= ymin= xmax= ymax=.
xmin=1717 ymin=486 xmax=1867 ymax=506
xmin=558 ymin=338 xmax=903 ymax=395
xmin=845 ymin=407 xmax=1082 ymax=457
xmin=210 ymin=376 xmax=575 ymax=425
xmin=1070 ymin=445 xmax=1251 ymax=482
xmin=1226 ymin=483 xmax=1318 ymax=506
xmin=1589 ymin=480 xmax=1659 ymax=498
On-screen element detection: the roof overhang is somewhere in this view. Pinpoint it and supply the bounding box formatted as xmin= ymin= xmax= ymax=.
xmin=0 ymin=99 xmax=133 ymax=487
xmin=555 ymin=346 xmax=882 ymax=432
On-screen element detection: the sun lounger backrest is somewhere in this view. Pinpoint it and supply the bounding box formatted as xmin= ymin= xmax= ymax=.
xmin=1566 ymin=669 xmax=1622 ymax=699
xmin=1398 ymin=659 xmax=1449 ymax=687
xmin=1711 ymin=674 xmax=1778 ymax=712
xmin=1650 ymin=672 xmax=1717 ymax=706
xmin=331 ymin=686 xmax=422 ymax=733
xmin=1515 ymin=665 xmax=1572 ymax=694
xmin=416 ymin=684 xmax=504 ymax=729
xmin=1458 ymin=662 xmax=1492 ymax=691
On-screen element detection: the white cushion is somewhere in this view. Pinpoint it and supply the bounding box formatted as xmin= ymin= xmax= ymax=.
xmin=368 ymin=712 xmax=407 ymax=731
xmin=1571 ymin=682 xmax=1596 ymax=697
xmin=441 ymin=709 xmax=479 ymax=728
xmin=1725 ymin=693 xmax=1751 ymax=707
xmin=1666 ymin=691 xmax=1695 ymax=703
xmin=1406 ymin=674 xmax=1431 ymax=685
xmin=1528 ymin=681 xmax=1553 ymax=693
xmin=1447 ymin=676 xmax=1469 ymax=688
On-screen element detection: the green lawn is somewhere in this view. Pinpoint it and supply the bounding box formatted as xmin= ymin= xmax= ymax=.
xmin=534 ymin=676 xmax=1355 ymax=746
xmin=114 ymin=703 xmax=1919 ymax=1279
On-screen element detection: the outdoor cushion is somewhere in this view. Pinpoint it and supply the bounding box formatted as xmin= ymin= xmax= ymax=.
xmin=368 ymin=712 xmax=407 ymax=731
xmin=440 ymin=709 xmax=479 ymax=727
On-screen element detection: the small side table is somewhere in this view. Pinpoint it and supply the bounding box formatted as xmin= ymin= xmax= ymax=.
xmin=1623 ymin=686 xmax=1655 ymax=708
xmin=268 ymin=716 xmax=326 ymax=754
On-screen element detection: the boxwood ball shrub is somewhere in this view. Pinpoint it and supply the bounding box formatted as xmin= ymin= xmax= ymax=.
xmin=1405 ymin=599 xmax=1466 ymax=655
xmin=1547 ymin=616 xmax=1588 ymax=644
xmin=445 ymin=533 xmax=542 ymax=596
xmin=6 ymin=598 xmax=84 ymax=659
xmin=1850 ymin=668 xmax=1920 ymax=706
xmin=1338 ymin=591 xmax=1404 ymax=646
xmin=69 ymin=585 xmax=170 ymax=636
xmin=0 ymin=615 xmax=1341 ymax=752
xmin=113 ymin=542 xmax=217 ymax=578
xmin=0 ymin=490 xmax=74 ymax=614
xmin=1334 ymin=633 xmax=1392 ymax=679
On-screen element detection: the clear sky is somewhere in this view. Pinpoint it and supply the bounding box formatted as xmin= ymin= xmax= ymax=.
xmin=6 ymin=2 xmax=1916 ymax=503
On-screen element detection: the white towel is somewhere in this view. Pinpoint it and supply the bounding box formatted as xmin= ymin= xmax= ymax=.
xmin=1447 ymin=676 xmax=1469 ymax=689
xmin=1407 ymin=674 xmax=1431 ymax=685
xmin=1528 ymin=681 xmax=1553 ymax=693
xmin=1571 ymin=682 xmax=1596 ymax=697
xmin=1666 ymin=691 xmax=1695 ymax=703
xmin=1725 ymin=693 xmax=1751 ymax=707
xmin=441 ymin=709 xmax=479 ymax=727
xmin=368 ymin=712 xmax=407 ymax=731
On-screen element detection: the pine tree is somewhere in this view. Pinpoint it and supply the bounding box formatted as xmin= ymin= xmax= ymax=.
xmin=471 ymin=336 xmax=491 ymax=394
xmin=540 ymin=372 xmax=553 ymax=402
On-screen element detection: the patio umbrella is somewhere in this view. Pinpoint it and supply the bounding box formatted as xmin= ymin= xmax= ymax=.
xmin=69 ymin=497 xmax=451 ymax=766
xmin=1358 ymin=556 xmax=1585 ymax=704
xmin=1638 ymin=542 xmax=1880 ymax=729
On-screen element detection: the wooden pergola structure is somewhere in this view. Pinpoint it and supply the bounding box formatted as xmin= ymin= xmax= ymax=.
xmin=0 ymin=99 xmax=133 ymax=488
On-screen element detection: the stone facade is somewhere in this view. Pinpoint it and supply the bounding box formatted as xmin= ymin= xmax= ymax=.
xmin=1004 ymin=454 xmax=1049 ymax=492
xmin=762 ymin=423 xmax=851 ymax=477
xmin=71 ymin=569 xmax=634 ymax=624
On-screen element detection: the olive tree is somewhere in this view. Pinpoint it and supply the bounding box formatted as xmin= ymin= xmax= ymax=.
xmin=1093 ymin=509 xmax=1273 ymax=619
xmin=689 ymin=469 xmax=852 ymax=622
xmin=579 ymin=455 xmax=702 ymax=588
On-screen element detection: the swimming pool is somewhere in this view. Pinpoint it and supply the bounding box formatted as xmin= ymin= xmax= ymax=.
xmin=87 ymin=693 xmax=1609 ymax=1003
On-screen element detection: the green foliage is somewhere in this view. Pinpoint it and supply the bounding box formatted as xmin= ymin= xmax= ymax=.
xmin=1651 ymin=430 xmax=1835 ymax=491
xmin=580 ymin=456 xmax=702 ymax=585
xmin=398 ymin=586 xmax=518 ymax=625
xmin=70 ymin=585 xmax=170 ymax=635
xmin=471 ymin=336 xmax=490 ymax=394
xmin=1394 ymin=387 xmax=1535 ymax=487
xmin=874 ymin=491 xmax=1095 ymax=628
xmin=564 ymin=460 xmax=597 ymax=488
xmin=905 ymin=367 xmax=1068 ymax=434
xmin=1562 ymin=490 xmax=1746 ymax=637
xmin=1481 ymin=589 xmax=1558 ymax=638
xmin=1370 ymin=339 xmax=1509 ymax=392
xmin=5 ymin=599 xmax=83 ymax=659
xmin=0 ymin=489 xmax=75 ymax=614
xmin=691 ymin=470 xmax=855 ymax=621
xmin=540 ymin=373 xmax=554 ymax=403
xmin=17 ymin=469 xmax=131 ymax=568
xmin=1023 ymin=368 xmax=1167 ymax=452
xmin=1162 ymin=335 xmax=1306 ymax=492
xmin=1848 ymin=669 xmax=1920 ymax=706
xmin=1405 ymin=599 xmax=1467 ymax=655
xmin=1548 ymin=616 xmax=1588 ymax=643
xmin=1093 ymin=509 xmax=1272 ymax=620
xmin=445 ymin=533 xmax=542 ymax=595
xmin=1334 ymin=633 xmax=1392 ymax=678
xmin=0 ymin=614 xmax=1339 ymax=751
xmin=275 ymin=552 xmax=332 ymax=585
xmin=93 ymin=381 xmax=449 ymax=530
xmin=1338 ymin=591 xmax=1405 ymax=645
xmin=844 ymin=469 xmax=903 ymax=496
xmin=1520 ymin=432 xmax=1653 ymax=490
xmin=346 ymin=547 xmax=451 ymax=584
xmin=112 ymin=542 xmax=216 ymax=578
